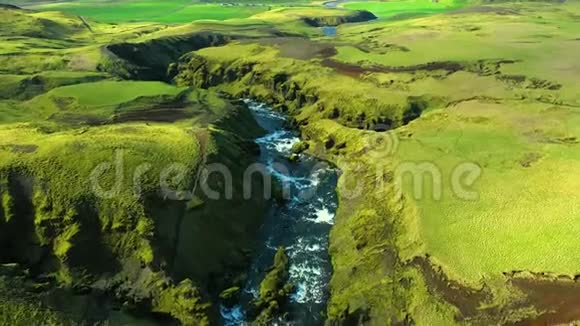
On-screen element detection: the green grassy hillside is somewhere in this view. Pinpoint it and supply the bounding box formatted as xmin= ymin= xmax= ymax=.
xmin=332 ymin=0 xmax=580 ymax=280
xmin=0 ymin=84 xmax=269 ymax=324
xmin=0 ymin=6 xmax=273 ymax=324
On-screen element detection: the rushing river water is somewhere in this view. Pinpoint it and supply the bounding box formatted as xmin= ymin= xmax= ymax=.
xmin=220 ymin=100 xmax=339 ymax=325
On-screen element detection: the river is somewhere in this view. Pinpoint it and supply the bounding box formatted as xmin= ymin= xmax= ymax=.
xmin=220 ymin=100 xmax=339 ymax=325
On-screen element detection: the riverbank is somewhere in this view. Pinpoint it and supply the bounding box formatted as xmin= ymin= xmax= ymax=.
xmin=221 ymin=100 xmax=339 ymax=324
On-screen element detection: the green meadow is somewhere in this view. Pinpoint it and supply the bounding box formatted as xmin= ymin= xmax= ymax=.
xmin=344 ymin=0 xmax=467 ymax=19
xmin=27 ymin=0 xmax=271 ymax=23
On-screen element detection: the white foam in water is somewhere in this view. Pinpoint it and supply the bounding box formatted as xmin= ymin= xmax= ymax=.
xmin=290 ymin=263 xmax=323 ymax=277
xmin=220 ymin=304 xmax=245 ymax=326
xmin=282 ymin=237 xmax=328 ymax=304
xmin=290 ymin=282 xmax=308 ymax=303
xmin=305 ymin=243 xmax=322 ymax=252
xmin=265 ymin=237 xmax=279 ymax=251
xmin=266 ymin=162 xmax=314 ymax=191
xmin=310 ymin=168 xmax=323 ymax=188
xmin=256 ymin=131 xmax=299 ymax=155
xmin=256 ymin=130 xmax=288 ymax=145
xmin=288 ymin=237 xmax=322 ymax=257
xmin=308 ymin=208 xmax=335 ymax=225
xmin=245 ymin=287 xmax=259 ymax=299
xmin=245 ymin=99 xmax=285 ymax=121
xmin=227 ymin=99 xmax=336 ymax=322
xmin=289 ymin=262 xmax=325 ymax=304
xmin=274 ymin=136 xmax=300 ymax=153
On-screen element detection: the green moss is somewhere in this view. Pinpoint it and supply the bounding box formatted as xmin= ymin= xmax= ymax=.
xmin=186 ymin=196 xmax=204 ymax=210
xmin=174 ymin=43 xmax=423 ymax=130
xmin=259 ymin=247 xmax=290 ymax=302
xmin=219 ymin=286 xmax=241 ymax=306
xmin=152 ymin=279 xmax=211 ymax=326
xmin=249 ymin=247 xmax=293 ymax=324
xmin=53 ymin=222 xmax=79 ymax=258
xmin=3 ymin=0 xmax=579 ymax=324
xmin=0 ymin=72 xmax=109 ymax=101
xmin=0 ymin=272 xmax=71 ymax=326
xmin=138 ymin=242 xmax=155 ymax=265
xmin=1 ymin=191 xmax=14 ymax=223
xmin=291 ymin=140 xmax=309 ymax=154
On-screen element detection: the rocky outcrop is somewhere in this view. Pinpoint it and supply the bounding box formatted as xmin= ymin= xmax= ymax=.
xmin=302 ymin=10 xmax=377 ymax=27
xmin=100 ymin=32 xmax=234 ymax=81
xmin=248 ymin=247 xmax=293 ymax=325
xmin=174 ymin=50 xmax=428 ymax=131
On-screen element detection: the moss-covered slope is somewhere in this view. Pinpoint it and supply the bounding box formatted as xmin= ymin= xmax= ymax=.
xmin=0 ymin=84 xmax=270 ymax=324
xmin=173 ymin=43 xmax=427 ymax=131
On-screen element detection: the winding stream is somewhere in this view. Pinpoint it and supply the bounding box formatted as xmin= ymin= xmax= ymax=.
xmin=220 ymin=100 xmax=339 ymax=325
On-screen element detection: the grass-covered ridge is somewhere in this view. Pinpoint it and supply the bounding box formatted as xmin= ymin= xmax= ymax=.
xmin=166 ymin=0 xmax=580 ymax=324
xmin=0 ymin=82 xmax=270 ymax=323
xmin=0 ymin=7 xmax=275 ymax=322
xmin=0 ymin=80 xmax=207 ymax=124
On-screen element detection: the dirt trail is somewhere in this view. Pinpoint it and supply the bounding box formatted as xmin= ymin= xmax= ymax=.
xmin=241 ymin=37 xmax=337 ymax=60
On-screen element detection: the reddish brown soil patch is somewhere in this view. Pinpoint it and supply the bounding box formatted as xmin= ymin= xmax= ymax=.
xmin=320 ymin=59 xmax=464 ymax=78
xmin=448 ymin=6 xmax=519 ymax=16
xmin=410 ymin=256 xmax=490 ymax=318
xmin=411 ymin=257 xmax=580 ymax=324
xmin=241 ymin=37 xmax=337 ymax=60
xmin=320 ymin=58 xmax=366 ymax=78
xmin=111 ymin=107 xmax=194 ymax=123
xmin=510 ymin=275 xmax=580 ymax=325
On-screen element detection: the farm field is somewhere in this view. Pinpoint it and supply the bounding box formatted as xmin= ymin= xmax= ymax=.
xmin=344 ymin=0 xmax=467 ymax=19
xmin=1 ymin=0 xmax=580 ymax=325
xmin=26 ymin=0 xmax=272 ymax=23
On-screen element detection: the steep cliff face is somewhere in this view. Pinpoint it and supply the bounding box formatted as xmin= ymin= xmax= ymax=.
xmin=0 ymin=96 xmax=270 ymax=325
xmin=101 ymin=32 xmax=235 ymax=81
xmin=302 ymin=10 xmax=377 ymax=27
xmin=173 ymin=45 xmax=429 ymax=132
